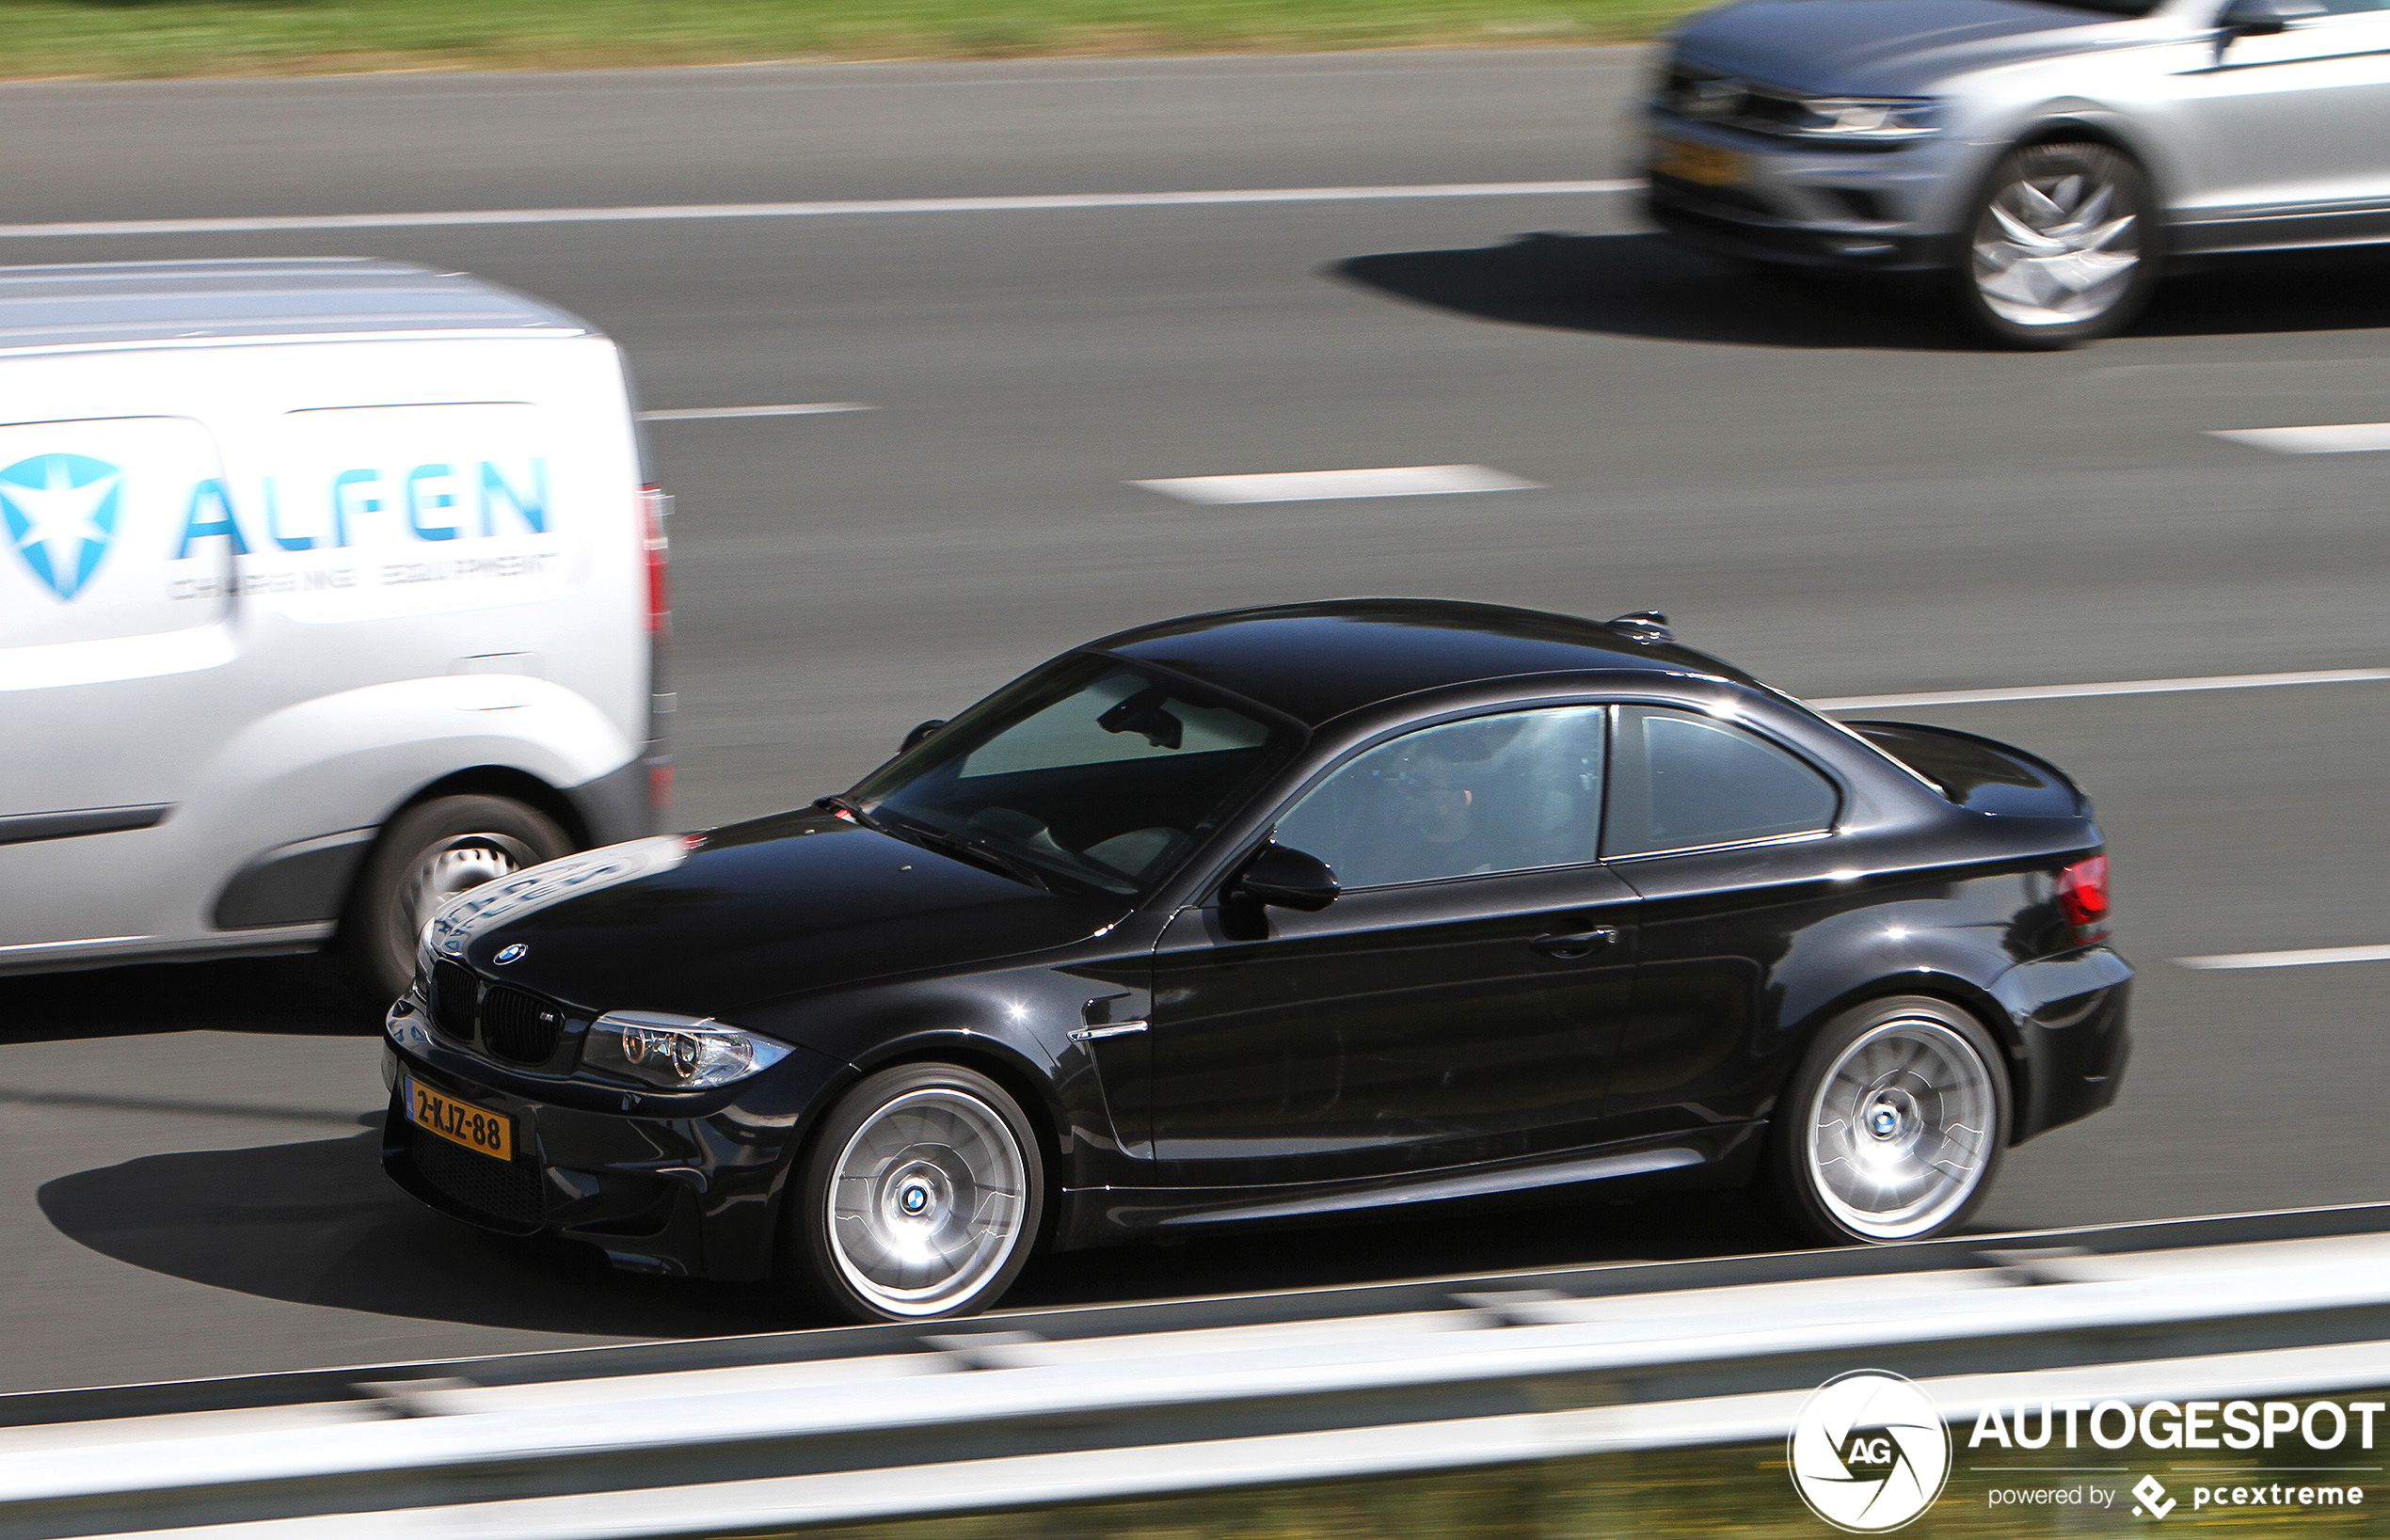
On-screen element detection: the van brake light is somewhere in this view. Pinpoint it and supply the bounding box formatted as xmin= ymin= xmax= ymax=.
xmin=639 ymin=484 xmax=671 ymax=633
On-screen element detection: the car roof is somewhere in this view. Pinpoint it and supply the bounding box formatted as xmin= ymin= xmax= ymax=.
xmin=0 ymin=258 xmax=595 ymax=354
xmin=1092 ymin=598 xmax=1756 ymax=729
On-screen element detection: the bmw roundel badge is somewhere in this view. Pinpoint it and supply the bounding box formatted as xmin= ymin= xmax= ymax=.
xmin=494 ymin=944 xmax=528 ymax=965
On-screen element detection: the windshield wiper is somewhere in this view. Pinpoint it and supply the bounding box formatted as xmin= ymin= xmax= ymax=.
xmin=814 ymin=794 xmax=884 ymax=832
xmin=871 ymin=812 xmax=1057 ymax=894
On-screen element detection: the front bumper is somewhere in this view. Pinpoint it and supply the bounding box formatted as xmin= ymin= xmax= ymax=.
xmin=1641 ymin=112 xmax=1967 ymax=273
xmin=381 ymin=1024 xmax=850 ymax=1281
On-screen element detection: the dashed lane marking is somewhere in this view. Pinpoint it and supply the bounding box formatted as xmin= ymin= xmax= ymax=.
xmin=2175 ymin=945 xmax=2390 ymax=970
xmin=1131 ymin=465 xmax=1542 ymax=505
xmin=0 ymin=181 xmax=1642 ymax=239
xmin=1809 ymin=667 xmax=2390 ymax=712
xmin=2208 ymin=422 xmax=2390 ymax=453
xmin=639 ymin=403 xmax=874 ymax=421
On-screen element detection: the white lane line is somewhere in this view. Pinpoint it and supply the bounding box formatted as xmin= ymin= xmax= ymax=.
xmin=1809 ymin=666 xmax=2390 ymax=712
xmin=0 ymin=181 xmax=1640 ymax=240
xmin=2175 ymin=944 xmax=2390 ymax=971
xmin=1132 ymin=465 xmax=1543 ymax=505
xmin=639 ymin=403 xmax=873 ymax=421
xmin=2209 ymin=422 xmax=2390 ymax=454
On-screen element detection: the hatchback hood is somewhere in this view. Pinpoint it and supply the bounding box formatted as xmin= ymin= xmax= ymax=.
xmin=1673 ymin=0 xmax=2144 ymax=96
xmin=436 ymin=809 xmax=1120 ymax=1021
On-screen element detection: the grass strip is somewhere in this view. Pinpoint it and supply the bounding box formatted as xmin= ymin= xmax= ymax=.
xmin=728 ymin=1417 xmax=2390 ymax=1539
xmin=0 ymin=0 xmax=1694 ymax=82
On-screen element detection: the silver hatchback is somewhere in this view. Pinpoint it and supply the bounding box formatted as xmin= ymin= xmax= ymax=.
xmin=1644 ymin=0 xmax=2390 ymax=345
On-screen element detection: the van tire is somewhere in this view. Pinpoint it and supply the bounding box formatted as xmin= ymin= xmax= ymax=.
xmin=343 ymin=794 xmax=570 ymax=1003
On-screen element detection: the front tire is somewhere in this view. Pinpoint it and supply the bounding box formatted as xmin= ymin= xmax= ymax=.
xmin=342 ymin=793 xmax=570 ymax=1003
xmin=1761 ymin=996 xmax=2011 ymax=1245
xmin=789 ymin=1063 xmax=1044 ymax=1323
xmin=1955 ymin=141 xmax=2159 ymax=349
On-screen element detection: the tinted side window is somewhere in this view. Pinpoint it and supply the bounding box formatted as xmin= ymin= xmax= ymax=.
xmin=1273 ymin=706 xmax=1606 ymax=888
xmin=1604 ymin=706 xmax=1836 ymax=857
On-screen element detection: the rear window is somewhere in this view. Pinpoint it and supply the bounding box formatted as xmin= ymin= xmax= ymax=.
xmin=1604 ymin=706 xmax=1838 ymax=856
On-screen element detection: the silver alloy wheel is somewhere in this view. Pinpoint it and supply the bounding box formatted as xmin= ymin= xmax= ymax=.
xmin=401 ymin=834 xmax=530 ymax=935
xmin=826 ymin=1087 xmax=1028 ymax=1317
xmin=1971 ymin=167 xmax=2140 ymax=328
xmin=1806 ymin=1016 xmax=1996 ymax=1240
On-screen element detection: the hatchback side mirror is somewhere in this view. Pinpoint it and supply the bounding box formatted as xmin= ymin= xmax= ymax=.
xmin=1232 ymin=842 xmax=1340 ymax=912
xmin=900 ymin=719 xmax=947 ymax=754
xmin=2222 ymin=0 xmax=2321 ymax=36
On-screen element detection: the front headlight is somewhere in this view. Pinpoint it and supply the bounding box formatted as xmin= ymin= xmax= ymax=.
xmin=1781 ymin=96 xmax=1942 ymax=143
xmin=583 ymin=1010 xmax=794 ymax=1090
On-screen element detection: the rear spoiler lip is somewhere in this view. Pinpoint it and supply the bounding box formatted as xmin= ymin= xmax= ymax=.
xmin=1842 ymin=719 xmax=2093 ymax=818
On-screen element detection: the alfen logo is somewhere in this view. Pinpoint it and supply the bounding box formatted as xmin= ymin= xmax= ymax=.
xmin=0 ymin=452 xmax=123 ymax=601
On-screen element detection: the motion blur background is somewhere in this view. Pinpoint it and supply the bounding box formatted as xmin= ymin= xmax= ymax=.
xmin=0 ymin=6 xmax=2383 ymax=1411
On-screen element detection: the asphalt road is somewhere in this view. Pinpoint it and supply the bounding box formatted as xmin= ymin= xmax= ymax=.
xmin=1 ymin=50 xmax=2385 ymax=1394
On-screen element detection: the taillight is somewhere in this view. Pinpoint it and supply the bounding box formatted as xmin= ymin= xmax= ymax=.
xmin=638 ymin=484 xmax=671 ymax=633
xmin=2057 ymin=854 xmax=2110 ymax=942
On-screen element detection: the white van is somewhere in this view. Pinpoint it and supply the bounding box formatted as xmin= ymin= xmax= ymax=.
xmin=0 ymin=258 xmax=668 ymax=999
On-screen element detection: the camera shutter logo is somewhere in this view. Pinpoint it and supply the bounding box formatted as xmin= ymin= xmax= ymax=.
xmin=1789 ymin=1370 xmax=1952 ymax=1532
xmin=1 ymin=452 xmax=123 ymax=602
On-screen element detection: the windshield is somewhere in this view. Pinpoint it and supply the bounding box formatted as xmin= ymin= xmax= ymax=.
xmin=850 ymin=654 xmax=1299 ymax=897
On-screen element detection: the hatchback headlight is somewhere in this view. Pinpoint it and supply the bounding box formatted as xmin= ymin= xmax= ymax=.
xmin=1781 ymin=96 xmax=1942 ymax=143
xmin=584 ymin=1010 xmax=794 ymax=1090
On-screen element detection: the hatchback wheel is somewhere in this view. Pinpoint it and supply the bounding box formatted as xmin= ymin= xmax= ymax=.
xmin=343 ymin=794 xmax=569 ymax=1003
xmin=1763 ymin=997 xmax=2010 ymax=1244
xmin=1957 ymin=141 xmax=2157 ymax=349
xmin=789 ymin=1063 xmax=1044 ymax=1323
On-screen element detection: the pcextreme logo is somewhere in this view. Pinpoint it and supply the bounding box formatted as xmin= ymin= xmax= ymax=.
xmin=0 ymin=452 xmax=122 ymax=601
xmin=1789 ymin=1370 xmax=1952 ymax=1532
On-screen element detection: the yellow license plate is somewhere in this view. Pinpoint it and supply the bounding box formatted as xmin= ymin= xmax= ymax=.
xmin=1652 ymin=137 xmax=1749 ymax=187
xmin=405 ymin=1076 xmax=515 ymax=1163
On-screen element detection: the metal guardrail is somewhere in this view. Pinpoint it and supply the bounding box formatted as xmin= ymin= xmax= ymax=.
xmin=6 ymin=1203 xmax=2390 ymax=1540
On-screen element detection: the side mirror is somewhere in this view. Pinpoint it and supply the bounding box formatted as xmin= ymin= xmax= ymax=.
xmin=900 ymin=719 xmax=947 ymax=754
xmin=1232 ymin=842 xmax=1340 ymax=912
xmin=2222 ymin=0 xmax=2320 ymax=36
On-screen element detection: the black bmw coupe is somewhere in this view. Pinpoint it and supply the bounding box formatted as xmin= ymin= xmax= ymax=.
xmin=383 ymin=600 xmax=2129 ymax=1321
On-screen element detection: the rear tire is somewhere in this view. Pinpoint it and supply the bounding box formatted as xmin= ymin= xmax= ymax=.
xmin=1761 ymin=996 xmax=2010 ymax=1245
xmin=1954 ymin=140 xmax=2159 ymax=349
xmin=788 ymin=1063 xmax=1044 ymax=1323
xmin=342 ymin=794 xmax=570 ymax=1003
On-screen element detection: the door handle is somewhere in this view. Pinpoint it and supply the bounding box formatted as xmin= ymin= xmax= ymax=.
xmin=1530 ymin=928 xmax=1618 ymax=960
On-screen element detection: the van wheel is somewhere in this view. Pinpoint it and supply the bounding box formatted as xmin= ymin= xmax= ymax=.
xmin=343 ymin=794 xmax=570 ymax=1003
xmin=1760 ymin=996 xmax=2010 ymax=1244
xmin=787 ymin=1063 xmax=1044 ymax=1323
xmin=1955 ymin=141 xmax=2158 ymax=349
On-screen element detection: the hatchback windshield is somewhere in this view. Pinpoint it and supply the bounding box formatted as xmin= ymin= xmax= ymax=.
xmin=849 ymin=655 xmax=1299 ymax=896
